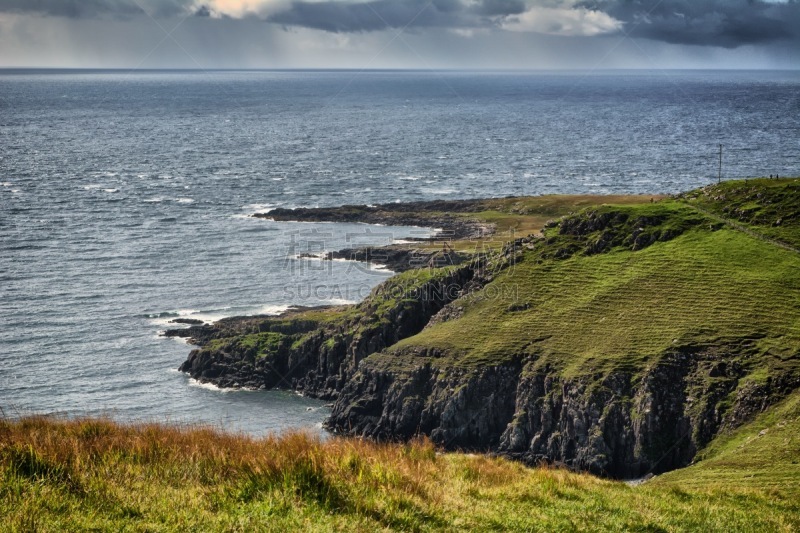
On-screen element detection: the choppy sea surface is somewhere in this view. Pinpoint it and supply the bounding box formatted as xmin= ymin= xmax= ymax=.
xmin=1 ymin=70 xmax=798 ymax=435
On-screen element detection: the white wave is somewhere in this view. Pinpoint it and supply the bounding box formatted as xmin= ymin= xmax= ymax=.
xmin=421 ymin=188 xmax=457 ymax=195
xmin=272 ymin=177 xmax=284 ymax=181
xmin=256 ymin=304 xmax=291 ymax=315
xmin=1 ymin=182 xmax=11 ymax=187
xmin=176 ymin=198 xmax=194 ymax=204
xmin=10 ymin=189 xmax=21 ymax=194
xmin=325 ymin=298 xmax=358 ymax=306
xmin=103 ymin=188 xmax=119 ymax=193
xmin=243 ymin=203 xmax=275 ymax=212
xmin=188 ymin=378 xmax=233 ymax=393
xmin=399 ymin=176 xmax=420 ymax=181
xmin=153 ymin=304 xmax=290 ymax=327
xmin=143 ymin=197 xmax=163 ymax=203
xmin=83 ymin=184 xmax=103 ymax=190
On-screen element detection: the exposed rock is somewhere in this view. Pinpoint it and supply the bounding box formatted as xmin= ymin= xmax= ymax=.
xmin=176 ymin=262 xmax=482 ymax=399
xmin=169 ymin=318 xmax=205 ymax=325
xmin=326 ymin=246 xmax=468 ymax=272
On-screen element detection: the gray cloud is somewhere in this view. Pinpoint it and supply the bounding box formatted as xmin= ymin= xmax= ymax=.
xmin=0 ymin=0 xmax=191 ymax=19
xmin=2 ymin=0 xmax=799 ymax=50
xmin=267 ymin=0 xmax=800 ymax=48
xmin=577 ymin=0 xmax=800 ymax=48
xmin=267 ymin=0 xmax=523 ymax=33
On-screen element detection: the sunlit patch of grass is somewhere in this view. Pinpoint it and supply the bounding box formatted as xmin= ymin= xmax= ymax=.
xmin=383 ymin=200 xmax=800 ymax=379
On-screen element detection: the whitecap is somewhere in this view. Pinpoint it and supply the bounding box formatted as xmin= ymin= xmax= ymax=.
xmin=83 ymin=184 xmax=103 ymax=190
xmin=103 ymin=188 xmax=119 ymax=193
xmin=421 ymin=188 xmax=457 ymax=195
xmin=1 ymin=182 xmax=11 ymax=187
xmin=399 ymin=176 xmax=420 ymax=181
xmin=256 ymin=304 xmax=291 ymax=315
xmin=176 ymin=198 xmax=194 ymax=204
xmin=143 ymin=197 xmax=163 ymax=203
xmin=188 ymin=378 xmax=233 ymax=393
xmin=242 ymin=203 xmax=275 ymax=214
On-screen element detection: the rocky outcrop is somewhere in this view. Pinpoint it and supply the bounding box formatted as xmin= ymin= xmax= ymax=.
xmin=176 ymin=262 xmax=484 ymax=399
xmin=257 ymin=200 xmax=496 ymax=240
xmin=326 ymin=246 xmax=467 ymax=273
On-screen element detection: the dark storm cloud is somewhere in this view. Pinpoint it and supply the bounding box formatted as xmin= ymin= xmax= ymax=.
xmin=3 ymin=0 xmax=798 ymax=50
xmin=268 ymin=0 xmax=800 ymax=47
xmin=577 ymin=0 xmax=800 ymax=48
xmin=0 ymin=0 xmax=192 ymax=19
xmin=267 ymin=0 xmax=527 ymax=33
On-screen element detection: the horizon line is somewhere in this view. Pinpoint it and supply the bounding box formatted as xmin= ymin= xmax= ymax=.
xmin=1 ymin=67 xmax=799 ymax=73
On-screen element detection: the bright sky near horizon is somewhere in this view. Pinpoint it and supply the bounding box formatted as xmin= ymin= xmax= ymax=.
xmin=0 ymin=0 xmax=798 ymax=69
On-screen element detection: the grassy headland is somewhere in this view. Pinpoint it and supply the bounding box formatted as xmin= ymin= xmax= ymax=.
xmin=5 ymin=178 xmax=799 ymax=530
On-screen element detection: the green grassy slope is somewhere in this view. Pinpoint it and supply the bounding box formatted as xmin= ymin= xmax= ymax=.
xmin=679 ymin=178 xmax=800 ymax=249
xmin=654 ymin=388 xmax=800 ymax=492
xmin=381 ymin=199 xmax=800 ymax=391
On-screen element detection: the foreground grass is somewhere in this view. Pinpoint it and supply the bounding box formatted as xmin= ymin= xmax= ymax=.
xmin=1 ymin=417 xmax=798 ymax=532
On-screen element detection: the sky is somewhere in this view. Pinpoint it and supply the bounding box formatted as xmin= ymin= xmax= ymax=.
xmin=0 ymin=0 xmax=798 ymax=69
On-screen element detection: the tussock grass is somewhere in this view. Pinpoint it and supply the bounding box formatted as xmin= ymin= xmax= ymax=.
xmin=1 ymin=416 xmax=798 ymax=532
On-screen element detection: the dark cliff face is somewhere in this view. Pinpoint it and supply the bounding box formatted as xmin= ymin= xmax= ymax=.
xmin=327 ymin=360 xmax=521 ymax=450
xmin=328 ymin=345 xmax=796 ymax=478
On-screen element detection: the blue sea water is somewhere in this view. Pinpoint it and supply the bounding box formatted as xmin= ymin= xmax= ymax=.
xmin=1 ymin=70 xmax=798 ymax=435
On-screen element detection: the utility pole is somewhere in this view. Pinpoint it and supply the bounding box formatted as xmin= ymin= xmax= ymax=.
xmin=718 ymin=144 xmax=723 ymax=184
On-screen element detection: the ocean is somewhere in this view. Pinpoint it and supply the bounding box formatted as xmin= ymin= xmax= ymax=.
xmin=1 ymin=69 xmax=798 ymax=435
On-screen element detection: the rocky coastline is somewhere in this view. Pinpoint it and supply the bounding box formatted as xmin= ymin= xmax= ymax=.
xmin=170 ymin=182 xmax=800 ymax=479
